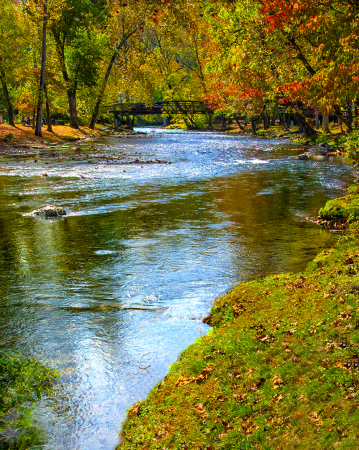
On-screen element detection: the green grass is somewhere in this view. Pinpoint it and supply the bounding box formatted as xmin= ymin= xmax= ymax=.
xmin=318 ymin=185 xmax=359 ymax=226
xmin=117 ymin=184 xmax=359 ymax=450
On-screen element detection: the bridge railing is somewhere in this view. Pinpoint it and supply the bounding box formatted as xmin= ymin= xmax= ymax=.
xmin=102 ymin=101 xmax=211 ymax=116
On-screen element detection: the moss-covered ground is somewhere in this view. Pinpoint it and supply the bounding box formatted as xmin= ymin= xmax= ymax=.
xmin=117 ymin=184 xmax=359 ymax=450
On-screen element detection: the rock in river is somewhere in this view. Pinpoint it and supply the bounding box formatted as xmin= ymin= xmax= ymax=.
xmin=32 ymin=205 xmax=67 ymax=218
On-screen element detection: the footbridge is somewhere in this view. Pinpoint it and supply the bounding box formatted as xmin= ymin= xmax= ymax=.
xmin=104 ymin=101 xmax=211 ymax=116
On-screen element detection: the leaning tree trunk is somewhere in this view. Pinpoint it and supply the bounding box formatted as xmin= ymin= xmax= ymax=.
xmin=0 ymin=70 xmax=14 ymax=126
xmin=334 ymin=105 xmax=352 ymax=132
xmin=89 ymin=51 xmax=117 ymax=129
xmin=234 ymin=115 xmax=244 ymax=130
xmin=89 ymin=22 xmax=145 ymax=130
xmin=292 ymin=112 xmax=317 ymax=139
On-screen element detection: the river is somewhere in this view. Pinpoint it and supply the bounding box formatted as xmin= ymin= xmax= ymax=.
xmin=0 ymin=129 xmax=354 ymax=449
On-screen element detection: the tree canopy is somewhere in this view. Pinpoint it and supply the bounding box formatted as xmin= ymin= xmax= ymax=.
xmin=0 ymin=0 xmax=358 ymax=133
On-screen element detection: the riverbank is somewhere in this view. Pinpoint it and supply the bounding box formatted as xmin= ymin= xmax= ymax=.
xmin=0 ymin=124 xmax=139 ymax=154
xmin=117 ymin=184 xmax=359 ymax=449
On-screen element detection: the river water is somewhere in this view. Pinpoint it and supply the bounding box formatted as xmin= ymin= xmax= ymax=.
xmin=0 ymin=129 xmax=354 ymax=449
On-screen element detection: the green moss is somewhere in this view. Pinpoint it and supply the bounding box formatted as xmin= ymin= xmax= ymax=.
xmin=318 ymin=184 xmax=359 ymax=224
xmin=117 ymin=185 xmax=359 ymax=450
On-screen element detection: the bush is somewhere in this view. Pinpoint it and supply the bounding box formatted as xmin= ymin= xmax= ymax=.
xmin=0 ymin=352 xmax=59 ymax=446
xmin=315 ymin=134 xmax=330 ymax=144
xmin=341 ymin=133 xmax=359 ymax=153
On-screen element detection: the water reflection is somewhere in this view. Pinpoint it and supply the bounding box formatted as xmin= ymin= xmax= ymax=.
xmin=0 ymin=129 xmax=354 ymax=449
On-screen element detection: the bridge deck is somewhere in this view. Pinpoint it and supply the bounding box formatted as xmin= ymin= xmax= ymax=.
xmin=103 ymin=101 xmax=211 ymax=116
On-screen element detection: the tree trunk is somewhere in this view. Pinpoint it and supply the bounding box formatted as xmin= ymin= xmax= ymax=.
xmin=263 ymin=115 xmax=270 ymax=130
xmin=282 ymin=109 xmax=288 ymax=130
xmin=334 ymin=105 xmax=352 ymax=132
xmin=322 ymin=113 xmax=330 ymax=133
xmin=286 ymin=113 xmax=291 ymax=129
xmin=184 ymin=113 xmax=198 ymax=129
xmin=0 ymin=70 xmax=14 ymax=126
xmin=35 ymin=2 xmax=47 ymax=137
xmin=89 ymin=23 xmax=145 ymax=129
xmin=315 ymin=111 xmax=320 ymax=129
xmin=251 ymin=119 xmax=257 ymax=135
xmin=44 ymin=84 xmax=52 ymax=132
xmin=338 ymin=117 xmax=343 ymax=133
xmin=114 ymin=110 xmax=119 ymax=131
xmin=67 ymin=89 xmax=79 ymax=129
xmin=51 ymin=29 xmax=79 ymax=129
xmin=208 ymin=113 xmax=213 ymax=130
xmin=89 ymin=52 xmax=116 ymax=129
xmin=234 ymin=115 xmax=243 ymax=130
xmin=125 ymin=115 xmax=132 ymax=129
xmin=292 ymin=113 xmax=317 ymax=138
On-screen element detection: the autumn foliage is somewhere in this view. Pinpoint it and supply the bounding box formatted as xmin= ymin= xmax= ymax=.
xmin=201 ymin=0 xmax=359 ymax=130
xmin=1 ymin=0 xmax=359 ymax=132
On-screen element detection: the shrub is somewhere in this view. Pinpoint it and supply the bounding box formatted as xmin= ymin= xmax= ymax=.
xmin=0 ymin=352 xmax=59 ymax=447
xmin=341 ymin=133 xmax=359 ymax=153
xmin=315 ymin=134 xmax=330 ymax=144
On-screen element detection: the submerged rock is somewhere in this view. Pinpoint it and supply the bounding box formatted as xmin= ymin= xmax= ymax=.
xmin=298 ymin=152 xmax=313 ymax=160
xmin=32 ymin=205 xmax=67 ymax=218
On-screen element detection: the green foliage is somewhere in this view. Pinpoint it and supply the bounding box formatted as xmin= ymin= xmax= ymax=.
xmin=66 ymin=30 xmax=110 ymax=89
xmin=1 ymin=427 xmax=43 ymax=450
xmin=292 ymin=136 xmax=311 ymax=143
xmin=315 ymin=135 xmax=330 ymax=144
xmin=340 ymin=133 xmax=359 ymax=153
xmin=0 ymin=352 xmax=59 ymax=437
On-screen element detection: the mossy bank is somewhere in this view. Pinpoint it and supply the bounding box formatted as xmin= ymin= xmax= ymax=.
xmin=117 ymin=183 xmax=359 ymax=450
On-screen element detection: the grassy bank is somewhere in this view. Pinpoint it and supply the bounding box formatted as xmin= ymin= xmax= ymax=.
xmin=117 ymin=184 xmax=359 ymax=450
xmin=0 ymin=124 xmax=131 ymax=151
xmin=0 ymin=124 xmax=99 ymax=145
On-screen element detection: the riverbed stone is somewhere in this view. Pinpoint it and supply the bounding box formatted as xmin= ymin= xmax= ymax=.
xmin=298 ymin=152 xmax=312 ymax=160
xmin=32 ymin=205 xmax=67 ymax=218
